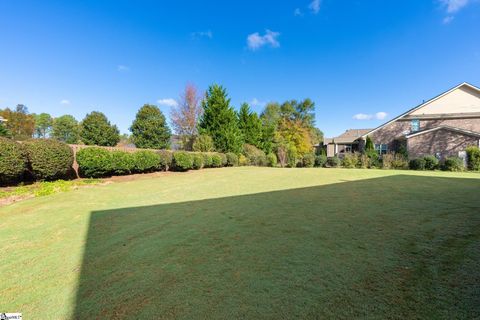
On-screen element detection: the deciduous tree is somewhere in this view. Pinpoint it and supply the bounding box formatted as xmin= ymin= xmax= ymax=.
xmin=170 ymin=84 xmax=202 ymax=150
xmin=52 ymin=115 xmax=80 ymax=144
xmin=0 ymin=104 xmax=35 ymax=140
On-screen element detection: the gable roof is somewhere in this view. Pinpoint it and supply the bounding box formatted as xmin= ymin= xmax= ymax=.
xmin=361 ymin=82 xmax=480 ymax=138
xmin=405 ymin=125 xmax=480 ymax=139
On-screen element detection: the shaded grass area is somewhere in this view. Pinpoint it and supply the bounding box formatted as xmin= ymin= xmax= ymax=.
xmin=0 ymin=168 xmax=479 ymax=319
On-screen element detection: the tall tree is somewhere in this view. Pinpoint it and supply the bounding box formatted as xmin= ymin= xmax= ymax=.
xmin=80 ymin=111 xmax=120 ymax=146
xmin=52 ymin=115 xmax=80 ymax=144
xmin=34 ymin=113 xmax=53 ymax=138
xmin=170 ymin=84 xmax=202 ymax=150
xmin=130 ymin=104 xmax=171 ymax=149
xmin=198 ymin=84 xmax=243 ymax=153
xmin=0 ymin=104 xmax=35 ymax=140
xmin=237 ymin=103 xmax=262 ymax=147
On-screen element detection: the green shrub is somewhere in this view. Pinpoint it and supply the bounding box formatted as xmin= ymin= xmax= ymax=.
xmin=302 ymin=153 xmax=315 ymax=168
xmin=111 ymin=151 xmax=135 ymax=175
xmin=442 ymin=157 xmax=464 ymax=172
xmin=173 ymin=151 xmax=194 ymax=171
xmin=211 ymin=153 xmax=223 ymax=168
xmin=192 ymin=153 xmax=204 ymax=170
xmin=133 ymin=150 xmax=161 ymax=173
xmin=202 ymin=153 xmax=214 ymax=168
xmin=315 ymin=154 xmax=327 ymax=167
xmin=158 ymin=150 xmax=173 ymax=171
xmin=77 ymin=147 xmax=113 ymax=178
xmin=266 ymin=153 xmax=277 ymax=167
xmin=192 ymin=134 xmax=214 ymax=152
xmin=327 ymin=156 xmax=340 ymax=168
xmin=243 ymin=144 xmax=267 ymax=166
xmin=423 ymin=155 xmax=439 ymax=170
xmin=341 ymin=153 xmax=359 ymax=168
xmin=23 ymin=139 xmax=73 ymax=180
xmin=0 ymin=137 xmax=27 ymax=185
xmin=286 ymin=145 xmax=297 ymax=168
xmin=382 ymin=153 xmax=408 ymax=170
xmin=219 ymin=153 xmax=228 ymax=166
xmin=409 ymin=158 xmax=426 ymax=170
xmin=466 ymin=146 xmax=480 ymax=171
xmin=238 ymin=154 xmax=248 ymax=166
xmin=226 ymin=153 xmax=239 ymax=166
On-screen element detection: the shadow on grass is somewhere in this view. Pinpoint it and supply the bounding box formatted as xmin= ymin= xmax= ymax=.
xmin=73 ymin=175 xmax=480 ymax=319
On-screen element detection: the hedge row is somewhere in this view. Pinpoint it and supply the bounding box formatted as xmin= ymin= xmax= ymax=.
xmin=76 ymin=147 xmax=233 ymax=178
xmin=0 ymin=138 xmax=74 ymax=185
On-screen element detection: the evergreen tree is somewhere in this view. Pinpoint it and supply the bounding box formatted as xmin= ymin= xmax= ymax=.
xmin=52 ymin=115 xmax=80 ymax=144
xmin=130 ymin=104 xmax=171 ymax=149
xmin=199 ymin=85 xmax=243 ymax=153
xmin=80 ymin=111 xmax=120 ymax=146
xmin=237 ymin=103 xmax=262 ymax=147
xmin=365 ymin=135 xmax=374 ymax=151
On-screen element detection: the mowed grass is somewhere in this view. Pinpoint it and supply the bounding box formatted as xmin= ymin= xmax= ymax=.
xmin=1 ymin=167 xmax=479 ymax=319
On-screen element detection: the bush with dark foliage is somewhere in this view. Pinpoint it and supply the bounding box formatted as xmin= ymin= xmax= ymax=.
xmin=23 ymin=139 xmax=73 ymax=180
xmin=76 ymin=147 xmax=113 ymax=178
xmin=0 ymin=137 xmax=27 ymax=185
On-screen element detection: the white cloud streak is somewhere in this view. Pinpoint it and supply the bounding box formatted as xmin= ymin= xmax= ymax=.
xmin=157 ymin=98 xmax=178 ymax=107
xmin=353 ymin=112 xmax=388 ymax=120
xmin=294 ymin=8 xmax=303 ymax=16
xmin=117 ymin=65 xmax=130 ymax=72
xmin=191 ymin=30 xmax=213 ymax=39
xmin=439 ymin=0 xmax=470 ymax=13
xmin=247 ymin=30 xmax=280 ymax=51
xmin=309 ymin=0 xmax=321 ymax=14
xmin=250 ymin=98 xmax=266 ymax=107
xmin=60 ymin=99 xmax=70 ymax=105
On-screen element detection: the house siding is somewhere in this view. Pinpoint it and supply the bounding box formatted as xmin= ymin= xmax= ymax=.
xmin=368 ymin=117 xmax=480 ymax=152
xmin=407 ymin=129 xmax=479 ymax=159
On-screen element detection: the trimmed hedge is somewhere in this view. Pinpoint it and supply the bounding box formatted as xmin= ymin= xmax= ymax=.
xmin=266 ymin=153 xmax=277 ymax=167
xmin=77 ymin=147 xmax=113 ymax=178
xmin=133 ymin=150 xmax=160 ymax=173
xmin=327 ymin=156 xmax=340 ymax=168
xmin=211 ymin=153 xmax=223 ymax=168
xmin=173 ymin=151 xmax=194 ymax=171
xmin=442 ymin=157 xmax=464 ymax=171
xmin=202 ymin=153 xmax=214 ymax=168
xmin=23 ymin=139 xmax=74 ymax=180
xmin=111 ymin=151 xmax=135 ymax=175
xmin=243 ymin=144 xmax=267 ymax=166
xmin=158 ymin=150 xmax=173 ymax=171
xmin=302 ymin=153 xmax=315 ymax=168
xmin=192 ymin=153 xmax=204 ymax=170
xmin=423 ymin=155 xmax=439 ymax=170
xmin=409 ymin=158 xmax=426 ymax=170
xmin=226 ymin=153 xmax=239 ymax=167
xmin=315 ymin=155 xmax=327 ymax=167
xmin=0 ymin=138 xmax=27 ymax=185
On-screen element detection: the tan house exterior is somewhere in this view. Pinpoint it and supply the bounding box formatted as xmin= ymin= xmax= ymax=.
xmin=325 ymin=82 xmax=480 ymax=159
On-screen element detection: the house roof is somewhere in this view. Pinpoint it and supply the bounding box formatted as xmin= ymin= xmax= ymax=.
xmin=361 ymin=82 xmax=480 ymax=138
xmin=405 ymin=125 xmax=480 ymax=139
xmin=325 ymin=128 xmax=373 ymax=144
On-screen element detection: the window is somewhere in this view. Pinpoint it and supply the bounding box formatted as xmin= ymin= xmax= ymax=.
xmin=411 ymin=119 xmax=420 ymax=132
xmin=345 ymin=144 xmax=352 ymax=153
xmin=375 ymin=144 xmax=388 ymax=155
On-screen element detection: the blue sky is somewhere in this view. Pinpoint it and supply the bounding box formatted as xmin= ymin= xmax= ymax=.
xmin=0 ymin=0 xmax=479 ymax=137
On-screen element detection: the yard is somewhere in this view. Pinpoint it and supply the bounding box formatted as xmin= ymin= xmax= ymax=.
xmin=1 ymin=167 xmax=479 ymax=319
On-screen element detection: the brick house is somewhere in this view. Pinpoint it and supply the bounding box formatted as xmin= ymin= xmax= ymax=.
xmin=325 ymin=82 xmax=480 ymax=159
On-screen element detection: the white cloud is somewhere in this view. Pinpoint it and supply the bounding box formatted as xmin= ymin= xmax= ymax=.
xmin=443 ymin=15 xmax=455 ymax=23
xmin=60 ymin=99 xmax=70 ymax=105
xmin=117 ymin=65 xmax=129 ymax=72
xmin=353 ymin=113 xmax=373 ymax=120
xmin=250 ymin=98 xmax=266 ymax=107
xmin=191 ymin=30 xmax=213 ymax=39
xmin=375 ymin=112 xmax=388 ymax=120
xmin=309 ymin=0 xmax=321 ymax=14
xmin=353 ymin=112 xmax=388 ymax=120
xmin=157 ymin=98 xmax=178 ymax=107
xmin=247 ymin=29 xmax=280 ymax=51
xmin=294 ymin=8 xmax=303 ymax=16
xmin=439 ymin=0 xmax=469 ymax=13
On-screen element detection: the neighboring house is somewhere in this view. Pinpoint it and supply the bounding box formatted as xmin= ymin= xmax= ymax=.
xmin=325 ymin=82 xmax=480 ymax=159
xmin=324 ymin=129 xmax=372 ymax=157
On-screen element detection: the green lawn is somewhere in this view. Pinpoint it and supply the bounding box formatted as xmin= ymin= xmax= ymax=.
xmin=1 ymin=167 xmax=479 ymax=319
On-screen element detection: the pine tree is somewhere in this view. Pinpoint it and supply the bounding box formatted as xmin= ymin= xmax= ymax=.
xmin=199 ymin=85 xmax=243 ymax=153
xmin=238 ymin=103 xmax=262 ymax=148
xmin=130 ymin=104 xmax=171 ymax=149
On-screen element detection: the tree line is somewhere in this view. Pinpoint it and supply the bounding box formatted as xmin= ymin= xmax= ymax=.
xmin=0 ymin=84 xmax=323 ymax=162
